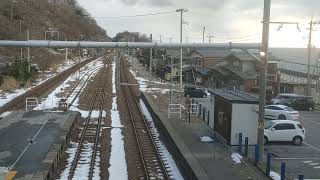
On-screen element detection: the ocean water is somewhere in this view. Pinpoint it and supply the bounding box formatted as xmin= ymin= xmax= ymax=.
xmin=270 ymin=48 xmax=320 ymax=73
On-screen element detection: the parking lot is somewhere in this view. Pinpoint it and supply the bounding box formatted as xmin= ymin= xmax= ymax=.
xmin=265 ymin=111 xmax=320 ymax=179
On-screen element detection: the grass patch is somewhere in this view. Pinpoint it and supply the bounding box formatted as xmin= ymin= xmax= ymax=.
xmin=0 ymin=76 xmax=20 ymax=92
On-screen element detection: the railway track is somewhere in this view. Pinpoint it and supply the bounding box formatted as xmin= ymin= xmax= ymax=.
xmin=65 ymin=66 xmax=103 ymax=108
xmin=120 ymin=60 xmax=170 ymax=179
xmin=68 ymin=66 xmax=107 ymax=180
xmin=0 ymin=57 xmax=97 ymax=114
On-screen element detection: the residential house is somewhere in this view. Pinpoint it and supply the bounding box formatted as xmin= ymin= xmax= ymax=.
xmin=186 ymin=49 xmax=233 ymax=68
xmin=195 ymin=52 xmax=280 ymax=100
xmin=157 ymin=49 xmax=189 ymax=81
xmin=279 ymin=68 xmax=319 ymax=94
xmin=184 ymin=49 xmax=233 ymax=85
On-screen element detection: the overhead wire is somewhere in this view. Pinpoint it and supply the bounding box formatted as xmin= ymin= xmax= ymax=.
xmin=92 ymin=11 xmax=177 ymax=19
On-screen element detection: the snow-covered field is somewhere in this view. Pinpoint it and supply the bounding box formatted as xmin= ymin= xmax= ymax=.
xmin=0 ymin=58 xmax=89 ymax=108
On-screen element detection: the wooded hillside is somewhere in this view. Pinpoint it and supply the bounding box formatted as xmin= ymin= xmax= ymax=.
xmin=0 ymin=0 xmax=110 ymax=70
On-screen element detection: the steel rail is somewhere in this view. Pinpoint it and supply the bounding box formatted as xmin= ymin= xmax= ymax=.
xmin=120 ymin=60 xmax=170 ymax=179
xmin=121 ymin=71 xmax=148 ymax=179
xmin=88 ymin=69 xmax=107 ymax=180
xmin=65 ymin=67 xmax=99 ymax=99
xmin=0 ymin=57 xmax=96 ymax=114
xmin=68 ymin=71 xmax=105 ymax=180
xmin=0 ymin=40 xmax=262 ymax=50
xmin=67 ymin=66 xmax=103 ymax=107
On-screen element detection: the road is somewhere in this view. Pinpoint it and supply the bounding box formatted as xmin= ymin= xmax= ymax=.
xmin=265 ymin=111 xmax=320 ymax=179
xmin=301 ymin=111 xmax=320 ymax=150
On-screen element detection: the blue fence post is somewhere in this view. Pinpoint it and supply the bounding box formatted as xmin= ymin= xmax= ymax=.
xmin=207 ymin=110 xmax=210 ymax=125
xmin=298 ymin=175 xmax=304 ymax=180
xmin=281 ymin=162 xmax=286 ymax=180
xmin=266 ymin=153 xmax=271 ymax=176
xmin=196 ymin=102 xmax=198 ymax=115
xmin=199 ymin=104 xmax=202 ymax=116
xmin=244 ymin=137 xmax=249 ymax=157
xmin=202 ymin=107 xmax=206 ymax=121
xmin=238 ymin=133 xmax=243 ymax=153
xmin=255 ymin=144 xmax=259 ymax=165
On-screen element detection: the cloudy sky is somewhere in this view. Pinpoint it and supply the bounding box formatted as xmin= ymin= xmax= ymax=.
xmin=77 ymin=0 xmax=320 ymax=47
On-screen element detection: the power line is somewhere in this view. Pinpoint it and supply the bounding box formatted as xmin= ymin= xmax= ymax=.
xmin=214 ymin=35 xmax=261 ymax=41
xmin=217 ymin=34 xmax=261 ymax=39
xmin=92 ymin=11 xmax=177 ymax=19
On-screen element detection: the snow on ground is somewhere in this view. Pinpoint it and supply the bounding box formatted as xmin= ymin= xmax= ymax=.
xmin=129 ymin=69 xmax=171 ymax=93
xmin=58 ymin=142 xmax=79 ymax=179
xmin=231 ymin=153 xmax=243 ymax=164
xmin=0 ymin=57 xmax=90 ymax=108
xmin=92 ymin=150 xmax=100 ymax=180
xmin=269 ymin=171 xmax=281 ymax=180
xmin=139 ymin=99 xmax=184 ymax=180
xmin=34 ymin=59 xmax=103 ymax=111
xmin=72 ymin=143 xmax=94 ymax=180
xmin=0 ymin=111 xmax=12 ymax=118
xmin=200 ymin=136 xmax=214 ymax=142
xmin=108 ymin=60 xmax=128 ymax=180
xmin=0 ymin=89 xmax=30 ymax=107
xmin=59 ymin=142 xmax=101 ymax=180
xmin=34 ymin=74 xmax=75 ymax=110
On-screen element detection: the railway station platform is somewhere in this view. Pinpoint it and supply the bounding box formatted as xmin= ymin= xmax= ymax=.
xmin=142 ymin=93 xmax=269 ymax=180
xmin=0 ymin=110 xmax=79 ymax=180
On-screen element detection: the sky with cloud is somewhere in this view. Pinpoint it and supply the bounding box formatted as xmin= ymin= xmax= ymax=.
xmin=77 ymin=0 xmax=320 ymax=47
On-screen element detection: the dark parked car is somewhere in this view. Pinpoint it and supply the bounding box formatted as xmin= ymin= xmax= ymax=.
xmin=184 ymin=86 xmax=207 ymax=98
xmin=271 ymin=93 xmax=314 ymax=111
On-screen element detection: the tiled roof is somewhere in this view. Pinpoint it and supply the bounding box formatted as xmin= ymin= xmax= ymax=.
xmin=195 ymin=50 xmax=233 ymax=58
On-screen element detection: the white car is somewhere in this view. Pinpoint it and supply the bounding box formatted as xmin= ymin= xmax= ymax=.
xmin=264 ymin=120 xmax=305 ymax=145
xmin=265 ymin=105 xmax=300 ymax=120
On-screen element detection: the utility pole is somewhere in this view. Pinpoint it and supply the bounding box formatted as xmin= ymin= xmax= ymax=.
xmin=176 ymin=8 xmax=188 ymax=96
xmin=10 ymin=0 xmax=17 ymax=20
xmin=257 ymin=0 xmax=271 ymax=162
xmin=307 ymin=20 xmax=313 ymax=96
xmin=132 ymin=36 xmax=135 ymax=71
xmin=27 ymin=30 xmax=30 ymax=73
xmin=65 ymin=39 xmax=68 ymax=62
xmin=170 ymin=57 xmax=173 ymax=104
xmin=19 ymin=20 xmax=22 ymax=33
xmin=149 ymin=34 xmax=153 ymax=87
xmin=203 ymin=26 xmax=205 ymax=43
xmin=19 ymin=20 xmax=22 ymax=61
